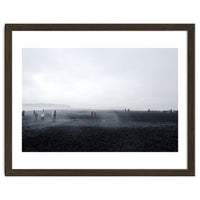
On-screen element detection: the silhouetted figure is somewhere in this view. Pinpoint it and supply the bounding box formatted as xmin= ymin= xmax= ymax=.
xmin=52 ymin=110 xmax=56 ymax=120
xmin=125 ymin=108 xmax=126 ymax=112
xmin=52 ymin=111 xmax=54 ymax=119
xmin=91 ymin=111 xmax=94 ymax=118
xmin=22 ymin=110 xmax=25 ymax=117
xmin=148 ymin=109 xmax=150 ymax=112
xmin=127 ymin=109 xmax=130 ymax=112
xmin=33 ymin=110 xmax=35 ymax=116
xmin=94 ymin=111 xmax=97 ymax=117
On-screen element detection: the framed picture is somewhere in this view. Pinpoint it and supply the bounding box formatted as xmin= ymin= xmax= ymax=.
xmin=5 ymin=24 xmax=195 ymax=176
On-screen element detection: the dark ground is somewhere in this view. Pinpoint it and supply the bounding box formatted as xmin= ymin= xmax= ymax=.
xmin=22 ymin=110 xmax=178 ymax=152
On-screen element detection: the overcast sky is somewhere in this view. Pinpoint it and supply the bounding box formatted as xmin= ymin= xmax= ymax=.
xmin=22 ymin=48 xmax=178 ymax=110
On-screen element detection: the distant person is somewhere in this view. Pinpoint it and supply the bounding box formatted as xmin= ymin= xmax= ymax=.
xmin=33 ymin=109 xmax=35 ymax=116
xmin=34 ymin=112 xmax=38 ymax=120
xmin=91 ymin=111 xmax=93 ymax=118
xmin=93 ymin=111 xmax=97 ymax=117
xmin=41 ymin=112 xmax=45 ymax=120
xmin=125 ymin=108 xmax=126 ymax=112
xmin=127 ymin=109 xmax=130 ymax=112
xmin=148 ymin=109 xmax=150 ymax=112
xmin=52 ymin=111 xmax=54 ymax=119
xmin=22 ymin=110 xmax=25 ymax=117
xmin=52 ymin=110 xmax=56 ymax=120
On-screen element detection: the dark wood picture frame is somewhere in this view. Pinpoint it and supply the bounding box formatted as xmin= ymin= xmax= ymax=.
xmin=5 ymin=24 xmax=195 ymax=176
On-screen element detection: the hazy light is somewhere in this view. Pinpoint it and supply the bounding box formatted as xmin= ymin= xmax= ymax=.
xmin=22 ymin=48 xmax=178 ymax=110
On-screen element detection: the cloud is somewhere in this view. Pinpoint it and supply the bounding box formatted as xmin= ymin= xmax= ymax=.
xmin=22 ymin=48 xmax=178 ymax=110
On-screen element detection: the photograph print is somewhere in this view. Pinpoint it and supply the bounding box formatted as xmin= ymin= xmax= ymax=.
xmin=22 ymin=48 xmax=178 ymax=152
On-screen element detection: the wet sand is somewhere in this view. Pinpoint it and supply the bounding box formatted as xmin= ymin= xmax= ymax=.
xmin=22 ymin=110 xmax=178 ymax=152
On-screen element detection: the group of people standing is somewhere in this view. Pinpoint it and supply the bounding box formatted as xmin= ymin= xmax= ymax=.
xmin=22 ymin=109 xmax=57 ymax=121
xmin=33 ymin=109 xmax=56 ymax=121
xmin=124 ymin=108 xmax=130 ymax=112
xmin=91 ymin=111 xmax=97 ymax=118
xmin=23 ymin=109 xmax=98 ymax=120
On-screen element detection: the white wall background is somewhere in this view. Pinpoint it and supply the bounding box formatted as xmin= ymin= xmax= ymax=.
xmin=0 ymin=0 xmax=199 ymax=200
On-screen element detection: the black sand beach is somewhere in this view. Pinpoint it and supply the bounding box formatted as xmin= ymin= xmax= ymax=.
xmin=22 ymin=110 xmax=178 ymax=152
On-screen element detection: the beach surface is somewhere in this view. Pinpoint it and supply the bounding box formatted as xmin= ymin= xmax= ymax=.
xmin=22 ymin=110 xmax=178 ymax=152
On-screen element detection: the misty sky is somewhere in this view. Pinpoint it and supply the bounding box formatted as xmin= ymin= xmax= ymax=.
xmin=22 ymin=48 xmax=178 ymax=110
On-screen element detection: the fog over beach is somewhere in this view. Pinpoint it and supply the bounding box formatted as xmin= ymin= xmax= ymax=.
xmin=22 ymin=48 xmax=178 ymax=152
xmin=22 ymin=48 xmax=178 ymax=110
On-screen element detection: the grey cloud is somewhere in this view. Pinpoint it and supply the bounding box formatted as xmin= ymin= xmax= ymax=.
xmin=22 ymin=48 xmax=178 ymax=110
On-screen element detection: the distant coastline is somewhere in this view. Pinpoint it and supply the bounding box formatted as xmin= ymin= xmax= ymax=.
xmin=22 ymin=103 xmax=178 ymax=112
xmin=22 ymin=103 xmax=71 ymax=111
